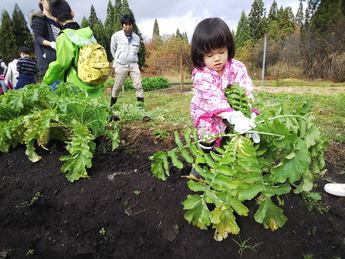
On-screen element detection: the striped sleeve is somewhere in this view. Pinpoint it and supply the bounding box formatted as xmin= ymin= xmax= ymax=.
xmin=17 ymin=57 xmax=37 ymax=75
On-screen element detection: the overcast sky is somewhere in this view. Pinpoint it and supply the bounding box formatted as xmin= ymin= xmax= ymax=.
xmin=1 ymin=0 xmax=302 ymax=41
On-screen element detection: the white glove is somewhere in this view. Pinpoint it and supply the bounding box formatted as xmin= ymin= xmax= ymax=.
xmin=50 ymin=41 xmax=56 ymax=50
xmin=220 ymin=111 xmax=256 ymax=134
xmin=248 ymin=131 xmax=260 ymax=143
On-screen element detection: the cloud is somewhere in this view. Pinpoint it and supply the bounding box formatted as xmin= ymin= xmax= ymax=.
xmin=1 ymin=0 xmax=302 ymax=41
xmin=130 ymin=0 xmax=301 ymax=41
xmin=137 ymin=9 xmax=212 ymax=42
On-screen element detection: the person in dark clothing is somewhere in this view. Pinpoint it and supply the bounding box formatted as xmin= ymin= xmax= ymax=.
xmin=29 ymin=0 xmax=61 ymax=79
xmin=15 ymin=47 xmax=37 ymax=90
xmin=43 ymin=0 xmax=105 ymax=97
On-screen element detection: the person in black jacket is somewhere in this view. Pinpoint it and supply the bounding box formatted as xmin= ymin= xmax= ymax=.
xmin=29 ymin=0 xmax=61 ymax=79
xmin=15 ymin=47 xmax=37 ymax=90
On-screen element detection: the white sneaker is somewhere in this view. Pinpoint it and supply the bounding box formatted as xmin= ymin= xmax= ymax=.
xmin=324 ymin=183 xmax=345 ymax=197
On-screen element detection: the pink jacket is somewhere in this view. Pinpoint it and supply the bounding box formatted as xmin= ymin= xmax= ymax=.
xmin=190 ymin=59 xmax=254 ymax=140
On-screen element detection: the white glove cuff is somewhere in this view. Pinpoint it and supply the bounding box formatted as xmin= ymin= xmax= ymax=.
xmin=218 ymin=111 xmax=233 ymax=119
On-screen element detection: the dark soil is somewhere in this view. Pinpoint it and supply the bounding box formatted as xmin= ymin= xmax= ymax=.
xmin=0 ymin=129 xmax=344 ymax=259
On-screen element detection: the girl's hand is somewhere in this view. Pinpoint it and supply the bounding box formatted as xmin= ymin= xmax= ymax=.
xmin=221 ymin=111 xmax=256 ymax=134
xmin=50 ymin=41 xmax=56 ymax=50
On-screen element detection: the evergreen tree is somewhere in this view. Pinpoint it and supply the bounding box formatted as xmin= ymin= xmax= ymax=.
xmin=81 ymin=16 xmax=89 ymax=28
xmin=182 ymin=32 xmax=188 ymax=42
xmin=309 ymin=0 xmax=321 ymax=12
xmin=113 ymin=0 xmax=122 ymax=32
xmin=266 ymin=5 xmax=295 ymax=40
xmin=304 ymin=4 xmax=311 ymax=28
xmin=268 ymin=0 xmax=278 ymax=22
xmin=121 ymin=0 xmax=130 ymax=16
xmin=12 ymin=3 xmax=33 ymax=51
xmin=280 ymin=7 xmax=296 ymax=33
xmin=104 ymin=0 xmax=114 ymax=35
xmin=304 ymin=0 xmax=321 ymax=29
xmin=88 ymin=5 xmax=99 ymax=30
xmin=247 ymin=0 xmax=267 ymax=40
xmin=152 ymin=19 xmax=160 ymax=39
xmin=104 ymin=0 xmax=115 ymax=60
xmin=235 ymin=11 xmax=251 ymax=47
xmin=93 ymin=21 xmax=107 ymax=49
xmin=0 ymin=10 xmax=17 ymax=62
xmin=310 ymin=0 xmax=343 ymax=33
xmin=295 ymin=0 xmax=304 ymax=28
xmin=286 ymin=7 xmax=295 ymax=21
xmin=175 ymin=28 xmax=183 ymax=39
xmin=87 ymin=5 xmax=108 ymax=58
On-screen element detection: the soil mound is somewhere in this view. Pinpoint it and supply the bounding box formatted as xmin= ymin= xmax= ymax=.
xmin=0 ymin=132 xmax=344 ymax=258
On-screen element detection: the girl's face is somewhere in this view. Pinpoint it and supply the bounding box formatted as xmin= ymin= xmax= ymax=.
xmin=203 ymin=47 xmax=228 ymax=74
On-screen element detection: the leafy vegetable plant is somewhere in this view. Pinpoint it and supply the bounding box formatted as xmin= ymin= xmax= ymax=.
xmin=105 ymin=76 xmax=169 ymax=92
xmin=150 ymin=85 xmax=326 ymax=241
xmin=0 ymin=83 xmax=120 ymax=182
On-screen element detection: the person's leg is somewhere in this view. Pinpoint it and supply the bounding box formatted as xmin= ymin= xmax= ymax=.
xmin=111 ymin=64 xmax=129 ymax=106
xmin=129 ymin=64 xmax=144 ymax=102
xmin=0 ymin=80 xmax=7 ymax=93
xmin=14 ymin=79 xmax=24 ymax=90
xmin=190 ymin=139 xmax=215 ymax=178
xmin=190 ymin=122 xmax=220 ymax=177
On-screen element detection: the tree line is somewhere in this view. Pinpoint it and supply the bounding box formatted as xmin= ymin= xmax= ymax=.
xmin=234 ymin=0 xmax=345 ymax=82
xmin=0 ymin=0 xmax=146 ymax=67
xmin=79 ymin=0 xmax=146 ymax=67
xmin=0 ymin=4 xmax=33 ymax=63
xmin=1 ymin=0 xmax=344 ymax=82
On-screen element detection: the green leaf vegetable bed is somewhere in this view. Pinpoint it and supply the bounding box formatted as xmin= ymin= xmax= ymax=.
xmin=0 ymin=83 xmax=120 ymax=182
xmin=150 ymin=84 xmax=326 ymax=241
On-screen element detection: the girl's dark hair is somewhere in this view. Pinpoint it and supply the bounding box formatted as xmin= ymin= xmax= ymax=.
xmin=19 ymin=46 xmax=31 ymax=55
xmin=49 ymin=0 xmax=72 ymax=22
xmin=39 ymin=2 xmax=43 ymax=11
xmin=121 ymin=14 xmax=134 ymax=25
xmin=191 ymin=17 xmax=235 ymax=68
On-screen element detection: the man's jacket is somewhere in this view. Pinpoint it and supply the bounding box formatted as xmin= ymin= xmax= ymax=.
xmin=110 ymin=30 xmax=140 ymax=66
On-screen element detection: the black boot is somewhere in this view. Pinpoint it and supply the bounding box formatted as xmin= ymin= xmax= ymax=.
xmin=190 ymin=141 xmax=214 ymax=177
xmin=110 ymin=97 xmax=117 ymax=107
xmin=136 ymin=97 xmax=150 ymax=122
xmin=109 ymin=97 xmax=119 ymax=122
xmin=137 ymin=97 xmax=144 ymax=109
xmin=199 ymin=141 xmax=214 ymax=154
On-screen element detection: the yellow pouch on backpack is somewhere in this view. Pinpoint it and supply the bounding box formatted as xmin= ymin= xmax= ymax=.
xmin=77 ymin=44 xmax=110 ymax=85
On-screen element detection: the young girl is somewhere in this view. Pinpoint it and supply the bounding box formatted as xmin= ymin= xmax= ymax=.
xmin=190 ymin=17 xmax=257 ymax=149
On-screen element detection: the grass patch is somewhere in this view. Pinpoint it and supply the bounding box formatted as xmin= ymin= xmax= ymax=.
xmin=157 ymin=75 xmax=345 ymax=87
xmin=113 ymin=89 xmax=193 ymax=129
xmin=107 ymin=86 xmax=345 ymax=143
xmin=254 ymin=92 xmax=345 ymax=142
xmin=253 ymin=78 xmax=345 ymax=87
